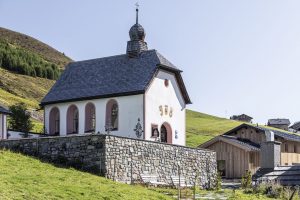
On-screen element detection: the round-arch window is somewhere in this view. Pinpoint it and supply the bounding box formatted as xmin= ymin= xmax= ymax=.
xmin=164 ymin=79 xmax=169 ymax=87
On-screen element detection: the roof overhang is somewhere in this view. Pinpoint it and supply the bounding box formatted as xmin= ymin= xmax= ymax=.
xmin=199 ymin=135 xmax=260 ymax=152
xmin=40 ymin=90 xmax=145 ymax=107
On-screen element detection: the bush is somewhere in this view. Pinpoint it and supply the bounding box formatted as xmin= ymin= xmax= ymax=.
xmin=8 ymin=103 xmax=33 ymax=137
xmin=241 ymin=170 xmax=252 ymax=189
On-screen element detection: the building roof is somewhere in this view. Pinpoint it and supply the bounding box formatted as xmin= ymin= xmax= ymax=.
xmin=223 ymin=123 xmax=300 ymax=143
xmin=0 ymin=106 xmax=11 ymax=115
xmin=199 ymin=135 xmax=260 ymax=151
xmin=41 ymin=49 xmax=191 ymax=106
xmin=290 ymin=122 xmax=300 ymax=131
xmin=230 ymin=114 xmax=253 ymax=120
xmin=268 ymin=118 xmax=291 ymax=126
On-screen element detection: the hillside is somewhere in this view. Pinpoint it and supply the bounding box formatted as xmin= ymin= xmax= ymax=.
xmin=0 ymin=27 xmax=71 ymax=68
xmin=0 ymin=150 xmax=171 ymax=200
xmin=186 ymin=110 xmax=243 ymax=147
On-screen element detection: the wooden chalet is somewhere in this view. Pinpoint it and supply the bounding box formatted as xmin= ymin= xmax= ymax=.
xmin=199 ymin=123 xmax=300 ymax=179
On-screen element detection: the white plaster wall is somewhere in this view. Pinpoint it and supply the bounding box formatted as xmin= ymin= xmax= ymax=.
xmin=0 ymin=114 xmax=7 ymax=140
xmin=3 ymin=115 xmax=7 ymax=139
xmin=7 ymin=131 xmax=40 ymax=139
xmin=0 ymin=114 xmax=3 ymax=139
xmin=44 ymin=95 xmax=144 ymax=139
xmin=145 ymin=70 xmax=186 ymax=146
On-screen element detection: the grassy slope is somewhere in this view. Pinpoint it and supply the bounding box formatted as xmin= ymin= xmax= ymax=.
xmin=0 ymin=27 xmax=72 ymax=68
xmin=186 ymin=110 xmax=242 ymax=147
xmin=0 ymin=68 xmax=55 ymax=109
xmin=0 ymin=150 xmax=171 ymax=200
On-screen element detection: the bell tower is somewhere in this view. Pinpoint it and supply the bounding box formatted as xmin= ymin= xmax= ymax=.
xmin=126 ymin=4 xmax=148 ymax=57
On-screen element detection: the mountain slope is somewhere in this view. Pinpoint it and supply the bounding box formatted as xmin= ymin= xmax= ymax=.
xmin=0 ymin=27 xmax=72 ymax=68
xmin=186 ymin=110 xmax=242 ymax=147
xmin=0 ymin=150 xmax=171 ymax=200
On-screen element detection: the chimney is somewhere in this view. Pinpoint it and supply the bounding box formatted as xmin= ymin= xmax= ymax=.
xmin=260 ymin=130 xmax=281 ymax=168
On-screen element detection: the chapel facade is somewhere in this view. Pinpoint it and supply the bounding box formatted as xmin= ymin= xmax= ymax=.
xmin=41 ymin=8 xmax=191 ymax=146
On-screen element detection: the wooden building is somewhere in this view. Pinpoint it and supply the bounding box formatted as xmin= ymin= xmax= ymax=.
xmin=230 ymin=114 xmax=253 ymax=123
xmin=267 ymin=118 xmax=290 ymax=131
xmin=199 ymin=124 xmax=300 ymax=178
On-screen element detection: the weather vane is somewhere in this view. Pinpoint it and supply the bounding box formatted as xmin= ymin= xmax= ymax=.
xmin=135 ymin=2 xmax=139 ymax=10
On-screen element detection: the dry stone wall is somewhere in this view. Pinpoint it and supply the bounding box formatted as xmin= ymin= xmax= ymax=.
xmin=0 ymin=134 xmax=216 ymax=188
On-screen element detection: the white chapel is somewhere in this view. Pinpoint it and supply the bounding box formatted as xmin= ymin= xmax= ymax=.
xmin=41 ymin=8 xmax=191 ymax=146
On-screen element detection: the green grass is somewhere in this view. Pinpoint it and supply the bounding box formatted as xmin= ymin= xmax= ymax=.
xmin=0 ymin=150 xmax=277 ymax=200
xmin=0 ymin=150 xmax=172 ymax=200
xmin=0 ymin=27 xmax=71 ymax=68
xmin=186 ymin=110 xmax=242 ymax=147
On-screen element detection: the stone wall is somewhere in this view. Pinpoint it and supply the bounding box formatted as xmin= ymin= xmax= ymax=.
xmin=0 ymin=134 xmax=216 ymax=188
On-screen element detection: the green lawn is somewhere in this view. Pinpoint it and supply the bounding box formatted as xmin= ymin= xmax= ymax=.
xmin=0 ymin=150 xmax=172 ymax=200
xmin=0 ymin=150 xmax=278 ymax=200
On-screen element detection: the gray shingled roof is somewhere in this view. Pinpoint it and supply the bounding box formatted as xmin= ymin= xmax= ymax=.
xmin=268 ymin=119 xmax=290 ymax=125
xmin=224 ymin=123 xmax=300 ymax=143
xmin=221 ymin=135 xmax=260 ymax=151
xmin=41 ymin=50 xmax=191 ymax=105
xmin=290 ymin=122 xmax=300 ymax=131
xmin=0 ymin=106 xmax=11 ymax=114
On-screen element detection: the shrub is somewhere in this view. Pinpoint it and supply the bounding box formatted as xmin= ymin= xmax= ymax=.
xmin=241 ymin=170 xmax=252 ymax=189
xmin=8 ymin=103 xmax=33 ymax=137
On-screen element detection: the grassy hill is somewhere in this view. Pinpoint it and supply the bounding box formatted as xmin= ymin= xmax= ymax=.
xmin=186 ymin=110 xmax=243 ymax=147
xmin=0 ymin=27 xmax=71 ymax=68
xmin=0 ymin=150 xmax=171 ymax=200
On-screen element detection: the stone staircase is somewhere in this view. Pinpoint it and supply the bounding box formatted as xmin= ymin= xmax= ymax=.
xmin=253 ymin=166 xmax=300 ymax=186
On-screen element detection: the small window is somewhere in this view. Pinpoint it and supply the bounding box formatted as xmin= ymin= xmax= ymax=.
xmin=151 ymin=124 xmax=159 ymax=138
xmin=164 ymin=79 xmax=169 ymax=87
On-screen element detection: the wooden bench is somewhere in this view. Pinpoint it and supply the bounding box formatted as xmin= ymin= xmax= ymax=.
xmin=171 ymin=175 xmax=193 ymax=188
xmin=140 ymin=173 xmax=167 ymax=186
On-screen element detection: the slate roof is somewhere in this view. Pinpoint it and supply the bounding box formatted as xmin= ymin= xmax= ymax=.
xmin=41 ymin=50 xmax=191 ymax=106
xmin=0 ymin=106 xmax=11 ymax=115
xmin=268 ymin=119 xmax=291 ymax=125
xmin=224 ymin=123 xmax=300 ymax=143
xmin=290 ymin=122 xmax=300 ymax=131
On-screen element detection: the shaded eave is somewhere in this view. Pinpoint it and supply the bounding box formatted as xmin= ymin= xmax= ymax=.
xmin=198 ymin=135 xmax=260 ymax=152
xmin=157 ymin=64 xmax=192 ymax=104
xmin=40 ymin=90 xmax=145 ymax=107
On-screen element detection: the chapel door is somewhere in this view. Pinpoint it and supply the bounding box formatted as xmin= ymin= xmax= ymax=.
xmin=160 ymin=125 xmax=167 ymax=143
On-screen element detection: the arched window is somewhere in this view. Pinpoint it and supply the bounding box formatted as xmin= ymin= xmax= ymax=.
xmin=67 ymin=105 xmax=79 ymax=134
xmin=105 ymin=99 xmax=118 ymax=131
xmin=85 ymin=103 xmax=96 ymax=132
xmin=49 ymin=107 xmax=60 ymax=135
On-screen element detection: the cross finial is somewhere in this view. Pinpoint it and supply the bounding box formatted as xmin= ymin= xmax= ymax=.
xmin=135 ymin=2 xmax=139 ymax=24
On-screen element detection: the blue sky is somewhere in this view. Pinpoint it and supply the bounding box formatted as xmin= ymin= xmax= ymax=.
xmin=1 ymin=0 xmax=300 ymax=124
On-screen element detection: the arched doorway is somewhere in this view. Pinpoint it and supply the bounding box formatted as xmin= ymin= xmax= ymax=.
xmin=67 ymin=105 xmax=79 ymax=134
xmin=85 ymin=103 xmax=96 ymax=132
xmin=49 ymin=107 xmax=60 ymax=135
xmin=160 ymin=122 xmax=172 ymax=144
